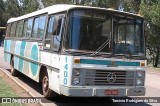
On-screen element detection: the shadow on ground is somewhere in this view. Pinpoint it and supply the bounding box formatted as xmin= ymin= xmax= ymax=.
xmin=6 ymin=69 xmax=42 ymax=94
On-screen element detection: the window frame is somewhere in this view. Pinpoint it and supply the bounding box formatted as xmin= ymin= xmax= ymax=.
xmin=21 ymin=18 xmax=34 ymax=40
xmin=10 ymin=22 xmax=17 ymax=38
xmin=44 ymin=12 xmax=65 ymax=52
xmin=31 ymin=14 xmax=47 ymax=41
xmin=21 ymin=19 xmax=28 ymax=39
xmin=15 ymin=20 xmax=24 ymax=39
xmin=32 ymin=16 xmax=40 ymax=39
xmin=5 ymin=23 xmax=11 ymax=38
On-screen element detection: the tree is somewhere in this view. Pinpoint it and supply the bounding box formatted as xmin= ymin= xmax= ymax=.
xmin=0 ymin=0 xmax=6 ymax=26
xmin=41 ymin=0 xmax=71 ymax=7
xmin=79 ymin=0 xmax=141 ymax=13
xmin=18 ymin=0 xmax=39 ymax=15
xmin=3 ymin=0 xmax=21 ymax=19
xmin=2 ymin=0 xmax=39 ymax=26
xmin=40 ymin=0 xmax=141 ymax=14
xmin=140 ymin=0 xmax=160 ymax=67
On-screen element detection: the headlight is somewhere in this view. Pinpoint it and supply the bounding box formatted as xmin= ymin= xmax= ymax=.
xmin=73 ymin=69 xmax=80 ymax=76
xmin=137 ymin=72 xmax=142 ymax=78
xmin=73 ymin=78 xmax=80 ymax=85
xmin=136 ymin=79 xmax=142 ymax=85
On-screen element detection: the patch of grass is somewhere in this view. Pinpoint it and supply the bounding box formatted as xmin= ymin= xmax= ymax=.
xmin=0 ymin=79 xmax=23 ymax=106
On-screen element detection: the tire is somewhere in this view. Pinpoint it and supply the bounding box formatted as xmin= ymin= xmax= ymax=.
xmin=42 ymin=71 xmax=53 ymax=98
xmin=10 ymin=57 xmax=17 ymax=76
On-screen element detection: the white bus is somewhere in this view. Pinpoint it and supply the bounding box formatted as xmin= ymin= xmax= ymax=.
xmin=4 ymin=4 xmax=146 ymax=98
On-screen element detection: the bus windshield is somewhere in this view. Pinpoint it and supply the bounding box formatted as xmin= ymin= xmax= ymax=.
xmin=113 ymin=16 xmax=144 ymax=55
xmin=65 ymin=9 xmax=144 ymax=56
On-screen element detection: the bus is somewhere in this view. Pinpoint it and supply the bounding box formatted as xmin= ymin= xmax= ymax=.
xmin=4 ymin=4 xmax=146 ymax=98
xmin=0 ymin=27 xmax=6 ymax=46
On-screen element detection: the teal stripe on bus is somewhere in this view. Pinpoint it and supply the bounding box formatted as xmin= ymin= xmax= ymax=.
xmin=19 ymin=41 xmax=26 ymax=72
xmin=115 ymin=61 xmax=140 ymax=66
xmin=5 ymin=40 xmax=11 ymax=63
xmin=30 ymin=44 xmax=38 ymax=76
xmin=14 ymin=41 xmax=21 ymax=70
xmin=80 ymin=59 xmax=111 ymax=65
xmin=80 ymin=59 xmax=140 ymax=66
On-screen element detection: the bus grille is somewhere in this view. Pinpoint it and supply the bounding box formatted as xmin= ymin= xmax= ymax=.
xmin=85 ymin=70 xmax=135 ymax=86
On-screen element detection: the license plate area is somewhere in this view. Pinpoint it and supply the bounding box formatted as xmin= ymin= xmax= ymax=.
xmin=105 ymin=90 xmax=119 ymax=95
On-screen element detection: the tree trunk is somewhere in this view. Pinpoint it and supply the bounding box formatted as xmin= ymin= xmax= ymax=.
xmin=154 ymin=47 xmax=159 ymax=67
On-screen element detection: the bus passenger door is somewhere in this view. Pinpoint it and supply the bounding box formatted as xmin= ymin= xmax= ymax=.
xmin=45 ymin=14 xmax=64 ymax=93
xmin=50 ymin=15 xmax=64 ymax=68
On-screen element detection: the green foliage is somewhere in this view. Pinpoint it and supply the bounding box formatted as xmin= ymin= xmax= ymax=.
xmin=18 ymin=0 xmax=39 ymax=15
xmin=140 ymin=0 xmax=160 ymax=26
xmin=0 ymin=0 xmax=5 ymax=26
xmin=41 ymin=0 xmax=141 ymax=13
xmin=41 ymin=0 xmax=71 ymax=7
xmin=0 ymin=0 xmax=39 ymax=27
xmin=140 ymin=0 xmax=160 ymax=67
xmin=3 ymin=0 xmax=21 ymax=21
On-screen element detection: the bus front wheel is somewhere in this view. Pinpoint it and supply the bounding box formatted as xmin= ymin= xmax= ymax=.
xmin=42 ymin=71 xmax=52 ymax=98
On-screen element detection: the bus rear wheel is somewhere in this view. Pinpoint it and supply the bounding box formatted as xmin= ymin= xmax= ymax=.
xmin=42 ymin=71 xmax=52 ymax=98
xmin=10 ymin=57 xmax=17 ymax=76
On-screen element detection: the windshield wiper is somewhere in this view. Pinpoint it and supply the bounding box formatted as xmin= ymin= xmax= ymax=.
xmin=90 ymin=38 xmax=110 ymax=56
xmin=63 ymin=49 xmax=92 ymax=56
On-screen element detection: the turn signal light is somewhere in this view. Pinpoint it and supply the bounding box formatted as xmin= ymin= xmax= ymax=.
xmin=140 ymin=62 xmax=145 ymax=67
xmin=74 ymin=58 xmax=80 ymax=64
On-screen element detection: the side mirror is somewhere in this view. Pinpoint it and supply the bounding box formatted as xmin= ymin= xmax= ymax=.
xmin=52 ymin=17 xmax=62 ymax=36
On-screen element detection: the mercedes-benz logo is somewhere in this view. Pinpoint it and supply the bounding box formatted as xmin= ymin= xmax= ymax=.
xmin=107 ymin=73 xmax=116 ymax=83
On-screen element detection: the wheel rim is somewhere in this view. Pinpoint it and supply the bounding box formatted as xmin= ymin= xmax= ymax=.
xmin=42 ymin=76 xmax=49 ymax=94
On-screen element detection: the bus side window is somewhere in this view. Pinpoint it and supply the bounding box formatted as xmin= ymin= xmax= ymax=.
xmin=32 ymin=17 xmax=39 ymax=38
xmin=15 ymin=22 xmax=20 ymax=38
xmin=27 ymin=18 xmax=33 ymax=38
xmin=52 ymin=15 xmax=64 ymax=51
xmin=16 ymin=20 xmax=24 ymax=38
xmin=6 ymin=24 xmax=11 ymax=37
xmin=22 ymin=18 xmax=33 ymax=38
xmin=22 ymin=20 xmax=28 ymax=38
xmin=32 ymin=15 xmax=46 ymax=39
xmin=44 ymin=14 xmax=64 ymax=51
xmin=38 ymin=15 xmax=46 ymax=38
xmin=10 ymin=22 xmax=17 ymax=37
xmin=44 ymin=16 xmax=55 ymax=49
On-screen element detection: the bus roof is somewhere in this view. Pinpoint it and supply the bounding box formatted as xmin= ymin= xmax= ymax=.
xmin=7 ymin=4 xmax=143 ymax=23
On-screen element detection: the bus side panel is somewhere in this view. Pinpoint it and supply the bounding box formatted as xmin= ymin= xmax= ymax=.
xmin=22 ymin=42 xmax=40 ymax=81
xmin=13 ymin=40 xmax=40 ymax=82
xmin=46 ymin=53 xmax=61 ymax=93
xmin=23 ymin=42 xmax=39 ymax=81
xmin=59 ymin=55 xmax=74 ymax=87
xmin=14 ymin=41 xmax=21 ymax=70
xmin=4 ymin=40 xmax=11 ymax=63
xmin=48 ymin=67 xmax=60 ymax=94
xmin=25 ymin=42 xmax=40 ymax=81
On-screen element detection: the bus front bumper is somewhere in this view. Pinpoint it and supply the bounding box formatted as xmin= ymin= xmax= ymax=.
xmin=60 ymin=86 xmax=145 ymax=97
